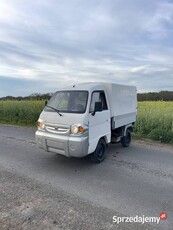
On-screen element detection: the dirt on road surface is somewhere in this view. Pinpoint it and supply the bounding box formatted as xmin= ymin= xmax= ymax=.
xmin=0 ymin=167 xmax=155 ymax=230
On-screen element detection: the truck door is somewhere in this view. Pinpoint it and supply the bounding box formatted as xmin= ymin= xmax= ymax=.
xmin=88 ymin=91 xmax=111 ymax=154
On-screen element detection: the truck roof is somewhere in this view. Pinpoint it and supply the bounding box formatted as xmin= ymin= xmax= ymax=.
xmin=61 ymin=82 xmax=136 ymax=92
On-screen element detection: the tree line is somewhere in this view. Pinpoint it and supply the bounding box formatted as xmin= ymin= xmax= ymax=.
xmin=137 ymin=91 xmax=173 ymax=101
xmin=0 ymin=93 xmax=53 ymax=101
xmin=0 ymin=91 xmax=173 ymax=101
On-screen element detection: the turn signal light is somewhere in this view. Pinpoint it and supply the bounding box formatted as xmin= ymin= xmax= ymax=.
xmin=36 ymin=120 xmax=45 ymax=129
xmin=71 ymin=124 xmax=84 ymax=134
xmin=78 ymin=126 xmax=84 ymax=133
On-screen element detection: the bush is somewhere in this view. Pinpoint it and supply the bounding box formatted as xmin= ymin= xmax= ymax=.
xmin=148 ymin=129 xmax=173 ymax=143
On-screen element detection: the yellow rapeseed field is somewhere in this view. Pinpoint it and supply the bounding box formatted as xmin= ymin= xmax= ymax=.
xmin=0 ymin=100 xmax=173 ymax=143
xmin=0 ymin=100 xmax=44 ymax=126
xmin=135 ymin=101 xmax=173 ymax=143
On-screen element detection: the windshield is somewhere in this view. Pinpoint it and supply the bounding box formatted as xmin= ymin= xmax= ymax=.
xmin=45 ymin=90 xmax=88 ymax=114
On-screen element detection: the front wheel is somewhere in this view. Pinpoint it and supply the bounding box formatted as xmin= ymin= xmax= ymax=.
xmin=90 ymin=139 xmax=106 ymax=163
xmin=121 ymin=129 xmax=131 ymax=147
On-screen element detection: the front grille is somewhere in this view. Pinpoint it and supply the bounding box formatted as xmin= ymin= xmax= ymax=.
xmin=45 ymin=123 xmax=70 ymax=135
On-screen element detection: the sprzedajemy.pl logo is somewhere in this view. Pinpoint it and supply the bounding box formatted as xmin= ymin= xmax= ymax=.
xmin=113 ymin=212 xmax=167 ymax=225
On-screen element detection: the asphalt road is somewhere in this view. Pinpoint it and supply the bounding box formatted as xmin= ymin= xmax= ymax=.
xmin=0 ymin=124 xmax=173 ymax=230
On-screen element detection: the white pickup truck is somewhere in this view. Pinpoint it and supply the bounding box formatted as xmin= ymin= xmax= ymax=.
xmin=35 ymin=82 xmax=137 ymax=163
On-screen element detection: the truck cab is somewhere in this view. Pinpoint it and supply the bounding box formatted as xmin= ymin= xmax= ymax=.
xmin=35 ymin=82 xmax=137 ymax=163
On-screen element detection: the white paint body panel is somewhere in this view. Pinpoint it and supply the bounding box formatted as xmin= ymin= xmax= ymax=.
xmin=36 ymin=82 xmax=137 ymax=156
xmin=88 ymin=110 xmax=111 ymax=154
xmin=103 ymin=83 xmax=137 ymax=129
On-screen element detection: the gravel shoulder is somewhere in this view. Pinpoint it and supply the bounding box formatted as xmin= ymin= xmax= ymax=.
xmin=133 ymin=139 xmax=173 ymax=153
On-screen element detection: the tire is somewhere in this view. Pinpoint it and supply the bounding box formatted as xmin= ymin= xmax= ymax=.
xmin=90 ymin=139 xmax=107 ymax=163
xmin=121 ymin=129 xmax=131 ymax=147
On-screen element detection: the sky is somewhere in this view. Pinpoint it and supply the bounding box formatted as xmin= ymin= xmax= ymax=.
xmin=0 ymin=0 xmax=173 ymax=97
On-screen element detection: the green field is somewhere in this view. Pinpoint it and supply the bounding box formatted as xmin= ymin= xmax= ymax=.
xmin=135 ymin=101 xmax=173 ymax=143
xmin=0 ymin=100 xmax=173 ymax=143
xmin=0 ymin=100 xmax=44 ymax=126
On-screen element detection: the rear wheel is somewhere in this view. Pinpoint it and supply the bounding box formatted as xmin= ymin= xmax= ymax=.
xmin=121 ymin=129 xmax=131 ymax=147
xmin=90 ymin=139 xmax=106 ymax=163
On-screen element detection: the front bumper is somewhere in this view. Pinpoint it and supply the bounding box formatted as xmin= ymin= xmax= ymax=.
xmin=35 ymin=130 xmax=88 ymax=158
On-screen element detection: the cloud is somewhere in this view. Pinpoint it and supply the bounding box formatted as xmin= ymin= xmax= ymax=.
xmin=130 ymin=65 xmax=149 ymax=74
xmin=144 ymin=2 xmax=173 ymax=39
xmin=0 ymin=0 xmax=173 ymax=96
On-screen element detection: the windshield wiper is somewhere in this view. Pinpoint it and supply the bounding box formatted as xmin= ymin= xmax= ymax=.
xmin=45 ymin=105 xmax=62 ymax=116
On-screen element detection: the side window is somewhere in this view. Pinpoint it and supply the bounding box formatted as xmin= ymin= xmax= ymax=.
xmin=89 ymin=91 xmax=108 ymax=112
xmin=90 ymin=92 xmax=100 ymax=112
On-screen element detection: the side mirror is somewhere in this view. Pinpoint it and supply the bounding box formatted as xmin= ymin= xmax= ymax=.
xmin=92 ymin=102 xmax=102 ymax=116
xmin=45 ymin=100 xmax=48 ymax=106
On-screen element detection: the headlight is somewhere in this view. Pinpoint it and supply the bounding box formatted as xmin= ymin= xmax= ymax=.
xmin=71 ymin=124 xmax=84 ymax=134
xmin=36 ymin=119 xmax=45 ymax=129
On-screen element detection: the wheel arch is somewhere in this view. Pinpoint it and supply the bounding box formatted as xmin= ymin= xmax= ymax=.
xmin=123 ymin=124 xmax=133 ymax=136
xmin=90 ymin=137 xmax=107 ymax=163
xmin=89 ymin=134 xmax=109 ymax=154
